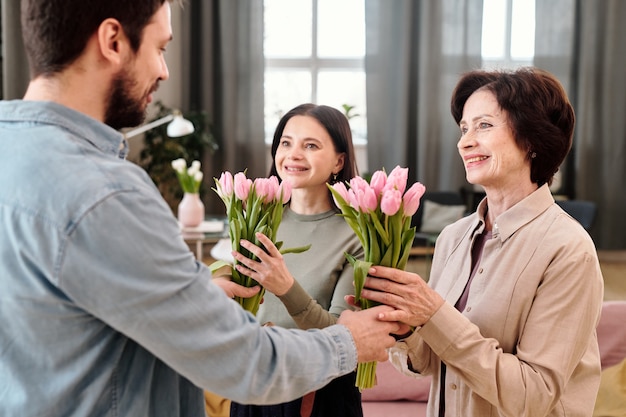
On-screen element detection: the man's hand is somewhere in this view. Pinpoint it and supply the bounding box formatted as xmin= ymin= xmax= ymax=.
xmin=212 ymin=276 xmax=261 ymax=300
xmin=337 ymin=305 xmax=400 ymax=363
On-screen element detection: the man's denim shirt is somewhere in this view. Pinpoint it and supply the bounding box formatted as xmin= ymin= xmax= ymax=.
xmin=0 ymin=101 xmax=357 ymax=416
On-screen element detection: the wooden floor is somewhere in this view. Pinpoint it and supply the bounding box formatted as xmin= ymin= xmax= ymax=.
xmin=406 ymin=250 xmax=626 ymax=301
xmin=598 ymin=250 xmax=626 ymax=301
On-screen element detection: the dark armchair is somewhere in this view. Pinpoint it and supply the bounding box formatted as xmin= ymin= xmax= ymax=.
xmin=555 ymin=199 xmax=597 ymax=231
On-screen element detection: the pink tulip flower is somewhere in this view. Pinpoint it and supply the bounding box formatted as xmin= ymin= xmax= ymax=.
xmin=353 ymin=189 xmax=365 ymax=212
xmin=347 ymin=189 xmax=360 ymax=211
xmin=349 ymin=176 xmax=370 ymax=194
xmin=267 ymin=176 xmax=281 ymax=202
xmin=380 ymin=188 xmax=402 ymax=216
xmin=278 ymin=180 xmax=292 ymax=204
xmin=359 ymin=187 xmax=379 ymax=212
xmin=402 ymin=182 xmax=426 ymax=216
xmin=254 ymin=177 xmax=278 ymax=204
xmin=217 ymin=171 xmax=234 ymax=198
xmin=384 ymin=165 xmax=409 ymax=194
xmin=234 ymin=172 xmax=252 ymax=201
xmin=331 ymin=182 xmax=350 ymax=205
xmin=369 ymin=170 xmax=387 ymax=197
xmin=253 ymin=178 xmax=269 ymax=203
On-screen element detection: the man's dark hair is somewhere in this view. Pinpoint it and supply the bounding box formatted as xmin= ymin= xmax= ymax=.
xmin=21 ymin=0 xmax=170 ymax=77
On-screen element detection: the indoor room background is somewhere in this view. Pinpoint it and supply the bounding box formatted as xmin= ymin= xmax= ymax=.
xmin=1 ymin=0 xmax=624 ymax=250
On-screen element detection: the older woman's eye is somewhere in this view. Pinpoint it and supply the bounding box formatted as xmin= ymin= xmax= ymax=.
xmin=478 ymin=122 xmax=492 ymax=129
xmin=460 ymin=126 xmax=468 ymax=135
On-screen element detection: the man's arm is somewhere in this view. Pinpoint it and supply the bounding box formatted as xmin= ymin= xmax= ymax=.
xmin=61 ymin=187 xmax=398 ymax=404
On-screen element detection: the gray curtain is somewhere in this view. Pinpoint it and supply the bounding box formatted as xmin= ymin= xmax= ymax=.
xmin=534 ymin=0 xmax=576 ymax=92
xmin=569 ymin=0 xmax=626 ymax=249
xmin=534 ymin=0 xmax=576 ymax=199
xmin=1 ymin=0 xmax=29 ymax=99
xmin=180 ymin=0 xmax=265 ymax=215
xmin=536 ymin=0 xmax=626 ymax=249
xmin=365 ymin=0 xmax=625 ymax=249
xmin=4 ymin=1 xmax=623 ymax=248
xmin=364 ymin=0 xmax=483 ymax=189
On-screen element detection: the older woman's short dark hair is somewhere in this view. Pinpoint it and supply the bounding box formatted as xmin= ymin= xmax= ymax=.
xmin=450 ymin=67 xmax=574 ymax=187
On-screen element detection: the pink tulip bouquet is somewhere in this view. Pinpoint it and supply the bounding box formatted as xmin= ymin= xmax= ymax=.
xmin=212 ymin=171 xmax=309 ymax=315
xmin=328 ymin=165 xmax=426 ymax=389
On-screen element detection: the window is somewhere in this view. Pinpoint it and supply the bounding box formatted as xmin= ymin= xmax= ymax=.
xmin=263 ymin=0 xmax=367 ymax=142
xmin=262 ymin=0 xmax=536 ymax=171
xmin=481 ymin=0 xmax=536 ymax=68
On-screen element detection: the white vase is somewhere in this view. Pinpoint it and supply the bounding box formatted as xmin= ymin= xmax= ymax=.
xmin=177 ymin=192 xmax=205 ymax=227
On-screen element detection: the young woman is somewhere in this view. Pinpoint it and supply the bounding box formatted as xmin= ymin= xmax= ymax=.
xmin=229 ymin=103 xmax=364 ymax=417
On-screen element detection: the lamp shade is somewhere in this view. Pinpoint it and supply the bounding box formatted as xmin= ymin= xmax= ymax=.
xmin=166 ymin=112 xmax=194 ymax=137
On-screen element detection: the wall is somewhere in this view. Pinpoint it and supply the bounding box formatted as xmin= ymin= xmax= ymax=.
xmin=153 ymin=4 xmax=184 ymax=109
xmin=127 ymin=4 xmax=185 ymax=161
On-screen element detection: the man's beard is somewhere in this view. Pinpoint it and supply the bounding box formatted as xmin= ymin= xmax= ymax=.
xmin=104 ymin=71 xmax=154 ymax=130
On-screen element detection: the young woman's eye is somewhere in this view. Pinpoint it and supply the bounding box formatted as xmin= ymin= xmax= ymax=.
xmin=280 ymin=139 xmax=290 ymax=147
xmin=304 ymin=143 xmax=318 ymax=149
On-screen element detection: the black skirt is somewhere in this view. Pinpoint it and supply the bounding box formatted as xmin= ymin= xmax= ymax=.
xmin=230 ymin=371 xmax=362 ymax=417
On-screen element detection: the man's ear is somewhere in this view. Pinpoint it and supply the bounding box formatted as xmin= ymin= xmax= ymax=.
xmin=97 ymin=18 xmax=129 ymax=66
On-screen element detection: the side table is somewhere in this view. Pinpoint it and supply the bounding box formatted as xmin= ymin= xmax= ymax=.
xmin=181 ymin=217 xmax=228 ymax=260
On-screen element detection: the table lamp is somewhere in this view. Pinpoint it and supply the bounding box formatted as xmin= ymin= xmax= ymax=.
xmin=123 ymin=110 xmax=194 ymax=139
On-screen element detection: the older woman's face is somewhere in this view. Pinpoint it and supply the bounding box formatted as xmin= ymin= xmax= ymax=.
xmin=457 ymin=89 xmax=531 ymax=191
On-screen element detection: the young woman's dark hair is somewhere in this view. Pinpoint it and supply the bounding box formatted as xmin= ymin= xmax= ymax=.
xmin=268 ymin=103 xmax=359 ymax=185
xmin=21 ymin=0 xmax=172 ymax=77
xmin=450 ymin=67 xmax=574 ymax=187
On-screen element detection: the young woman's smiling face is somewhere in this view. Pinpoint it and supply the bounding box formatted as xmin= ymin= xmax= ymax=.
xmin=457 ymin=89 xmax=532 ymax=193
xmin=274 ymin=115 xmax=345 ymax=192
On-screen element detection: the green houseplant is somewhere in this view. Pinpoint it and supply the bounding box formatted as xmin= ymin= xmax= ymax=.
xmin=135 ymin=101 xmax=218 ymax=212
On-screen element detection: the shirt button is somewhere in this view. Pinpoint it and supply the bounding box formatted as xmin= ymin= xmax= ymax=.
xmin=466 ymin=307 xmax=472 ymax=312
xmin=450 ymin=383 xmax=457 ymax=390
xmin=478 ymin=268 xmax=484 ymax=274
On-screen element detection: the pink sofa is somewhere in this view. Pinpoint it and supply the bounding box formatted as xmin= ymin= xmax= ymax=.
xmin=361 ymin=301 xmax=626 ymax=417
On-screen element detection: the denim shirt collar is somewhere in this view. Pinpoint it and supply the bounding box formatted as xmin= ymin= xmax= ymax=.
xmin=0 ymin=100 xmax=128 ymax=159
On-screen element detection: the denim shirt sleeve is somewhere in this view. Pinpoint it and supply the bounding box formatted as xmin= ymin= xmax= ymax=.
xmin=57 ymin=184 xmax=357 ymax=404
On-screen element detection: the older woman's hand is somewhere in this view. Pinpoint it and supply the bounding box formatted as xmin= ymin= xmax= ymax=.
xmin=231 ymin=232 xmax=295 ymax=296
xmin=358 ymin=266 xmax=445 ymax=328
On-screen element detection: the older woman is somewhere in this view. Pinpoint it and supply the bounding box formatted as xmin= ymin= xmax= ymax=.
xmin=360 ymin=67 xmax=604 ymax=416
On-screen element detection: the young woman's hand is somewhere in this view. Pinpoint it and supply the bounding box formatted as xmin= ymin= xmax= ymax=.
xmin=231 ymin=232 xmax=295 ymax=296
